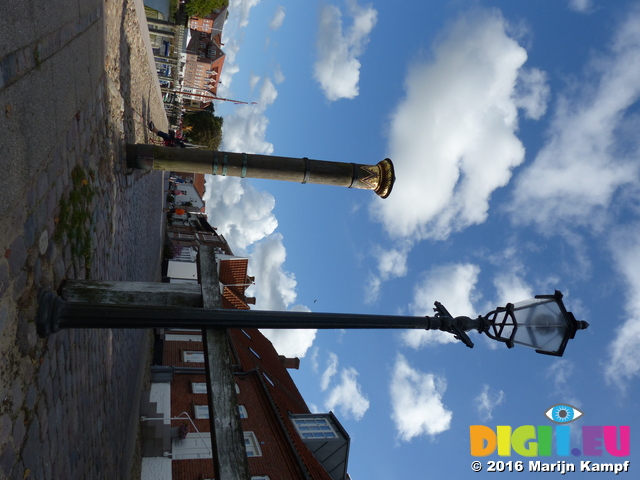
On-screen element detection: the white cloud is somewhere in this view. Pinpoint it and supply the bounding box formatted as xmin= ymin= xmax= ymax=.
xmin=324 ymin=367 xmax=370 ymax=420
xmin=492 ymin=272 xmax=533 ymax=309
xmin=509 ymin=9 xmax=640 ymax=232
xmin=605 ymin=225 xmax=640 ymax=390
xmin=229 ymin=0 xmax=262 ymax=28
xmin=546 ymin=359 xmax=576 ymax=393
xmin=221 ymin=78 xmax=278 ymax=155
xmin=321 ymin=352 xmax=339 ymax=391
xmin=401 ymin=263 xmax=480 ymax=348
xmin=365 ymin=245 xmax=410 ymax=304
xmin=377 ymin=247 xmax=409 ymax=279
xmin=475 ymin=384 xmax=505 ymax=421
xmin=390 ymin=355 xmax=453 ymax=442
xmin=260 ymin=326 xmax=316 ymax=358
xmin=248 ymin=73 xmax=261 ymax=90
xmin=269 ymin=6 xmax=286 ymax=30
xmin=514 ymin=67 xmax=550 ymax=120
xmin=272 ymin=64 xmax=285 ymax=84
xmin=364 ymin=274 xmax=382 ymax=305
xmin=248 ymin=233 xmax=297 ymax=309
xmin=568 ymin=0 xmax=592 ymax=13
xmin=203 ymin=178 xmax=314 ymax=357
xmin=203 ymin=176 xmax=278 ymax=250
xmin=314 ymin=0 xmax=377 ymax=101
xmin=247 ymin=234 xmax=315 ymax=357
xmin=310 ymin=347 xmax=320 ymax=373
xmin=373 ymin=9 xmax=536 ymax=241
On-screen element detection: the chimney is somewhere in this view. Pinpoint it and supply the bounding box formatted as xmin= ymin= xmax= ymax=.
xmin=278 ymin=355 xmax=300 ymax=370
xmin=246 ymin=275 xmax=255 ymax=284
xmin=244 ymin=297 xmax=256 ymax=305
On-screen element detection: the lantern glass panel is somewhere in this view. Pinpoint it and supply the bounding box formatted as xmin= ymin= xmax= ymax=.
xmin=510 ymin=298 xmax=568 ymax=353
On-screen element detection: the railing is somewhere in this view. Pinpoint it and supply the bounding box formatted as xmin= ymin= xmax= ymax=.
xmin=140 ymin=411 xmax=213 ymax=457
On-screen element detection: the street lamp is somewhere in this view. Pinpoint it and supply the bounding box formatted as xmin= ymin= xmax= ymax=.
xmin=481 ymin=290 xmax=589 ymax=356
xmin=36 ymin=287 xmax=588 ymax=356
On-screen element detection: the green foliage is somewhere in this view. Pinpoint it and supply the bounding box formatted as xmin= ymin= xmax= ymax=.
xmin=185 ymin=0 xmax=228 ymax=17
xmin=53 ymin=166 xmax=95 ymax=276
xmin=182 ymin=111 xmax=224 ymax=150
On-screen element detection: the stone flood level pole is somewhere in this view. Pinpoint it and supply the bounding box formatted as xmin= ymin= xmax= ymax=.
xmin=126 ymin=144 xmax=396 ymax=199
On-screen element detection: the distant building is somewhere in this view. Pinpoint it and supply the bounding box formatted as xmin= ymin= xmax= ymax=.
xmin=182 ymin=8 xmax=227 ymax=106
xmin=164 ymin=216 xmax=236 ymax=281
xmin=188 ymin=8 xmax=227 ymax=35
xmin=169 ymin=183 xmax=204 ymax=210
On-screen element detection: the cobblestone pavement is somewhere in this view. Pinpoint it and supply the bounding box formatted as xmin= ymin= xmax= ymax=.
xmin=0 ymin=0 xmax=169 ymax=478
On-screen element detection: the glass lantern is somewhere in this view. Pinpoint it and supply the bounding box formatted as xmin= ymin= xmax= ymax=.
xmin=483 ymin=291 xmax=588 ymax=357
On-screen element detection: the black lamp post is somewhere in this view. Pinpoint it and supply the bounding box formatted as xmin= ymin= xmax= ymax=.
xmin=36 ymin=289 xmax=588 ymax=357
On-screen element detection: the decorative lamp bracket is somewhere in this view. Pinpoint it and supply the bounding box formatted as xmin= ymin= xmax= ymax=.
xmin=432 ymin=301 xmax=475 ymax=348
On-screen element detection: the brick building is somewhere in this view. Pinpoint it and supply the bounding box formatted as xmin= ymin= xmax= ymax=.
xmin=144 ymin=247 xmax=351 ymax=479
xmin=161 ymin=327 xmax=351 ymax=480
xmin=145 ymin=164 xmax=352 ymax=479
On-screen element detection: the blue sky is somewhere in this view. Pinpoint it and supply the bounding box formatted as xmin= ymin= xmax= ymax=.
xmin=202 ymin=0 xmax=640 ymax=477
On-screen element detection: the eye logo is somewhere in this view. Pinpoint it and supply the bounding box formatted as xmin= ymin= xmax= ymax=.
xmin=544 ymin=404 xmax=583 ymax=424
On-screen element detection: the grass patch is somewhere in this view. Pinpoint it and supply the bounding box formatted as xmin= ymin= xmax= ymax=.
xmin=53 ymin=166 xmax=96 ymax=276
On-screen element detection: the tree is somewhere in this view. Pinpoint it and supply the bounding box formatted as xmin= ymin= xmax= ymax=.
xmin=185 ymin=0 xmax=228 ymax=18
xmin=183 ymin=111 xmax=224 ymax=150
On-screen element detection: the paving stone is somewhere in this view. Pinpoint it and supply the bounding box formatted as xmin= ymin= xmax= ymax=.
xmin=21 ymin=420 xmax=43 ymax=471
xmin=0 ymin=441 xmax=15 ymax=477
xmin=0 ymin=303 xmax=8 ymax=336
xmin=23 ymin=215 xmax=37 ymax=249
xmin=36 ymin=171 xmax=49 ymax=201
xmin=11 ymin=269 xmax=28 ymax=302
xmin=0 ymin=263 xmax=8 ymax=298
xmin=11 ymin=412 xmax=26 ymax=449
xmin=38 ymin=231 xmax=49 ymax=256
xmin=11 ymin=461 xmax=24 ymax=480
xmin=0 ymin=414 xmax=12 ymax=447
xmin=15 ymin=313 xmax=35 ymax=356
xmin=7 ymin=235 xmax=27 ymax=276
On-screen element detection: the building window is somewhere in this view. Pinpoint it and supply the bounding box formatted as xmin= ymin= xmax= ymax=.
xmin=194 ymin=405 xmax=209 ymax=419
xmin=166 ymin=333 xmax=202 ymax=342
xmin=192 ymin=382 xmax=207 ymax=394
xmin=183 ymin=351 xmax=204 ymax=363
xmin=171 ymin=432 xmax=261 ymax=459
xmin=249 ymin=348 xmax=260 ymax=359
xmin=244 ymin=431 xmax=262 ymax=457
xmin=241 ymin=329 xmax=251 ymax=339
xmin=238 ymin=405 xmax=248 ymax=419
xmin=251 ymin=477 xmax=271 ymax=480
xmin=263 ymin=373 xmax=274 ymax=387
xmin=193 ymin=382 xmax=239 ymax=395
xmin=293 ymin=417 xmax=339 ymax=439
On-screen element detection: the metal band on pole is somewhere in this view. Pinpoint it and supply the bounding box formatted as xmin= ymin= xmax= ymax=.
xmin=301 ymin=157 xmax=311 ymax=184
xmin=222 ymin=153 xmax=228 ymax=176
xmin=241 ymin=154 xmax=248 ymax=178
xmin=349 ymin=163 xmax=358 ymax=188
